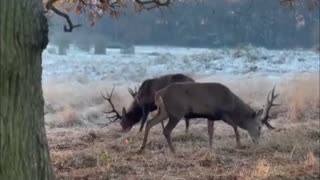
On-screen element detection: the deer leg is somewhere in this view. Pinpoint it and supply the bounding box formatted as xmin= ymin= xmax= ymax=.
xmin=233 ymin=126 xmax=242 ymax=148
xmin=207 ymin=120 xmax=214 ymax=148
xmin=161 ymin=120 xmax=165 ymax=130
xmin=139 ymin=107 xmax=149 ymax=132
xmin=138 ymin=111 xmax=167 ymax=153
xmin=163 ymin=117 xmax=180 ymax=153
xmin=185 ymin=118 xmax=190 ymax=134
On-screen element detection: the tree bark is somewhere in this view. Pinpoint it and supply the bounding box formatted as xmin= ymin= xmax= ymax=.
xmin=0 ymin=0 xmax=55 ymax=179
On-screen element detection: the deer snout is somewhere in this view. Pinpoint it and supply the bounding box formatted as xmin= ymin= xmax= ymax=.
xmin=121 ymin=125 xmax=133 ymax=133
xmin=248 ymin=132 xmax=260 ymax=144
xmin=120 ymin=121 xmax=131 ymax=133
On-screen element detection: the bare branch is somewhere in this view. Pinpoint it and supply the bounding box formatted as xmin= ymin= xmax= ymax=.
xmin=135 ymin=0 xmax=171 ymax=10
xmin=135 ymin=0 xmax=171 ymax=6
xmin=46 ymin=0 xmax=81 ymax=32
xmin=46 ymin=0 xmax=173 ymax=32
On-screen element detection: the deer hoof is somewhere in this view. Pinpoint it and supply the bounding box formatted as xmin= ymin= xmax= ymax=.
xmin=137 ymin=148 xmax=145 ymax=154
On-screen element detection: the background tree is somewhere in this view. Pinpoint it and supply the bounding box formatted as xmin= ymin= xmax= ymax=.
xmin=47 ymin=0 xmax=319 ymax=49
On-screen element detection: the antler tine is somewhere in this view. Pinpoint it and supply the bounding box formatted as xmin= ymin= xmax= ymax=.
xmin=128 ymin=87 xmax=135 ymax=97
xmin=128 ymin=85 xmax=139 ymax=97
xmin=102 ymin=111 xmax=118 ymax=122
xmin=264 ymin=121 xmax=275 ymax=130
xmin=106 ymin=86 xmax=115 ymax=98
xmin=271 ymin=86 xmax=280 ymax=106
xmin=100 ymin=91 xmax=108 ymax=100
xmin=262 ymin=85 xmax=280 ymax=129
xmin=109 ymin=115 xmax=119 ymax=122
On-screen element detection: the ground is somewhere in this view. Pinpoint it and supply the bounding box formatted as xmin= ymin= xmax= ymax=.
xmin=43 ymin=45 xmax=319 ymax=179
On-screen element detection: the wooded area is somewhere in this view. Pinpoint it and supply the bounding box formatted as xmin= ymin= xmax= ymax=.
xmin=48 ymin=0 xmax=320 ymax=49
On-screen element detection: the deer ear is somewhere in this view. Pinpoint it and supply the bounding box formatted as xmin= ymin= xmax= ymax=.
xmin=122 ymin=107 xmax=127 ymax=115
xmin=256 ymin=109 xmax=263 ymax=117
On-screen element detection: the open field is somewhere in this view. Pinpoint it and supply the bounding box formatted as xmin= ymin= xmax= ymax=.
xmin=44 ymin=73 xmax=320 ymax=180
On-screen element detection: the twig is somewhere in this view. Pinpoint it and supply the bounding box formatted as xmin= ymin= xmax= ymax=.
xmin=136 ymin=0 xmax=171 ymax=10
xmin=46 ymin=0 xmax=173 ymax=32
xmin=46 ymin=0 xmax=81 ymax=32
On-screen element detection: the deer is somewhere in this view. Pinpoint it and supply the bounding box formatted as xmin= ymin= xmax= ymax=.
xmin=138 ymin=82 xmax=279 ymax=153
xmin=102 ymin=73 xmax=201 ymax=133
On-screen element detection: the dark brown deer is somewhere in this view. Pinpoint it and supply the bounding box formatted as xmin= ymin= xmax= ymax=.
xmin=138 ymin=82 xmax=279 ymax=153
xmin=102 ymin=74 xmax=196 ymax=132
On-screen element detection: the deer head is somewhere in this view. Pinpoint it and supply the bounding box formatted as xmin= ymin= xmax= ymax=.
xmin=120 ymin=86 xmax=142 ymax=131
xmin=245 ymin=86 xmax=279 ymax=144
xmin=102 ymin=86 xmax=142 ymax=131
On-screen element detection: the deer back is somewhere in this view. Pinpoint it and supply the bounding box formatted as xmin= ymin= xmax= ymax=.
xmin=136 ymin=73 xmax=195 ymax=108
xmin=157 ymin=82 xmax=255 ymax=124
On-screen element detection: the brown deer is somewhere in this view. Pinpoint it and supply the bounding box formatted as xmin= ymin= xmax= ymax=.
xmin=138 ymin=82 xmax=278 ymax=153
xmin=102 ymin=74 xmax=196 ymax=132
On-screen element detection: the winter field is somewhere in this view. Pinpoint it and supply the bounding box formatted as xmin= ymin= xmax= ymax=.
xmin=42 ymin=45 xmax=320 ymax=179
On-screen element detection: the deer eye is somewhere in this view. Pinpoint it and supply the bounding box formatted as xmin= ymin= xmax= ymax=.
xmin=258 ymin=126 xmax=261 ymax=131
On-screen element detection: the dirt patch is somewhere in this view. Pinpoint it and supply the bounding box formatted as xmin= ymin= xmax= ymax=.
xmin=48 ymin=117 xmax=319 ymax=179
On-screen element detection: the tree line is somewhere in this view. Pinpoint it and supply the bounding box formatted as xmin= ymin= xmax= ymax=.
xmin=49 ymin=0 xmax=320 ymax=49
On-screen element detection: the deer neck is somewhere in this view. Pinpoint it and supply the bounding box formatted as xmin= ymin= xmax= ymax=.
xmin=227 ymin=100 xmax=255 ymax=129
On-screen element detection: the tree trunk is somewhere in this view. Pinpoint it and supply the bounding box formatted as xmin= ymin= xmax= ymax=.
xmin=0 ymin=0 xmax=55 ymax=179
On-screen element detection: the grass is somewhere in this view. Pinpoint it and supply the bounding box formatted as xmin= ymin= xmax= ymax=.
xmin=284 ymin=74 xmax=320 ymax=121
xmin=45 ymin=73 xmax=320 ymax=179
xmin=48 ymin=120 xmax=319 ymax=179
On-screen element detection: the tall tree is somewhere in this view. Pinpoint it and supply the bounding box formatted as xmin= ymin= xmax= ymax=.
xmin=0 ymin=0 xmax=55 ymax=179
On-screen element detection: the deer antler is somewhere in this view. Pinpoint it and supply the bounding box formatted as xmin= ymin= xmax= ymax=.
xmin=101 ymin=86 xmax=122 ymax=122
xmin=128 ymin=86 xmax=139 ymax=98
xmin=262 ymin=86 xmax=280 ymax=129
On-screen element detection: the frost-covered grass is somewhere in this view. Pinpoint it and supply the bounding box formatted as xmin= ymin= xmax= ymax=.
xmin=42 ymin=45 xmax=319 ymax=84
xmin=43 ymin=45 xmax=319 ymax=179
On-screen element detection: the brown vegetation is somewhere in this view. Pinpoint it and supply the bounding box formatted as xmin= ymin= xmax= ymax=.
xmin=284 ymin=75 xmax=320 ymax=121
xmin=44 ymin=74 xmax=319 ymax=179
